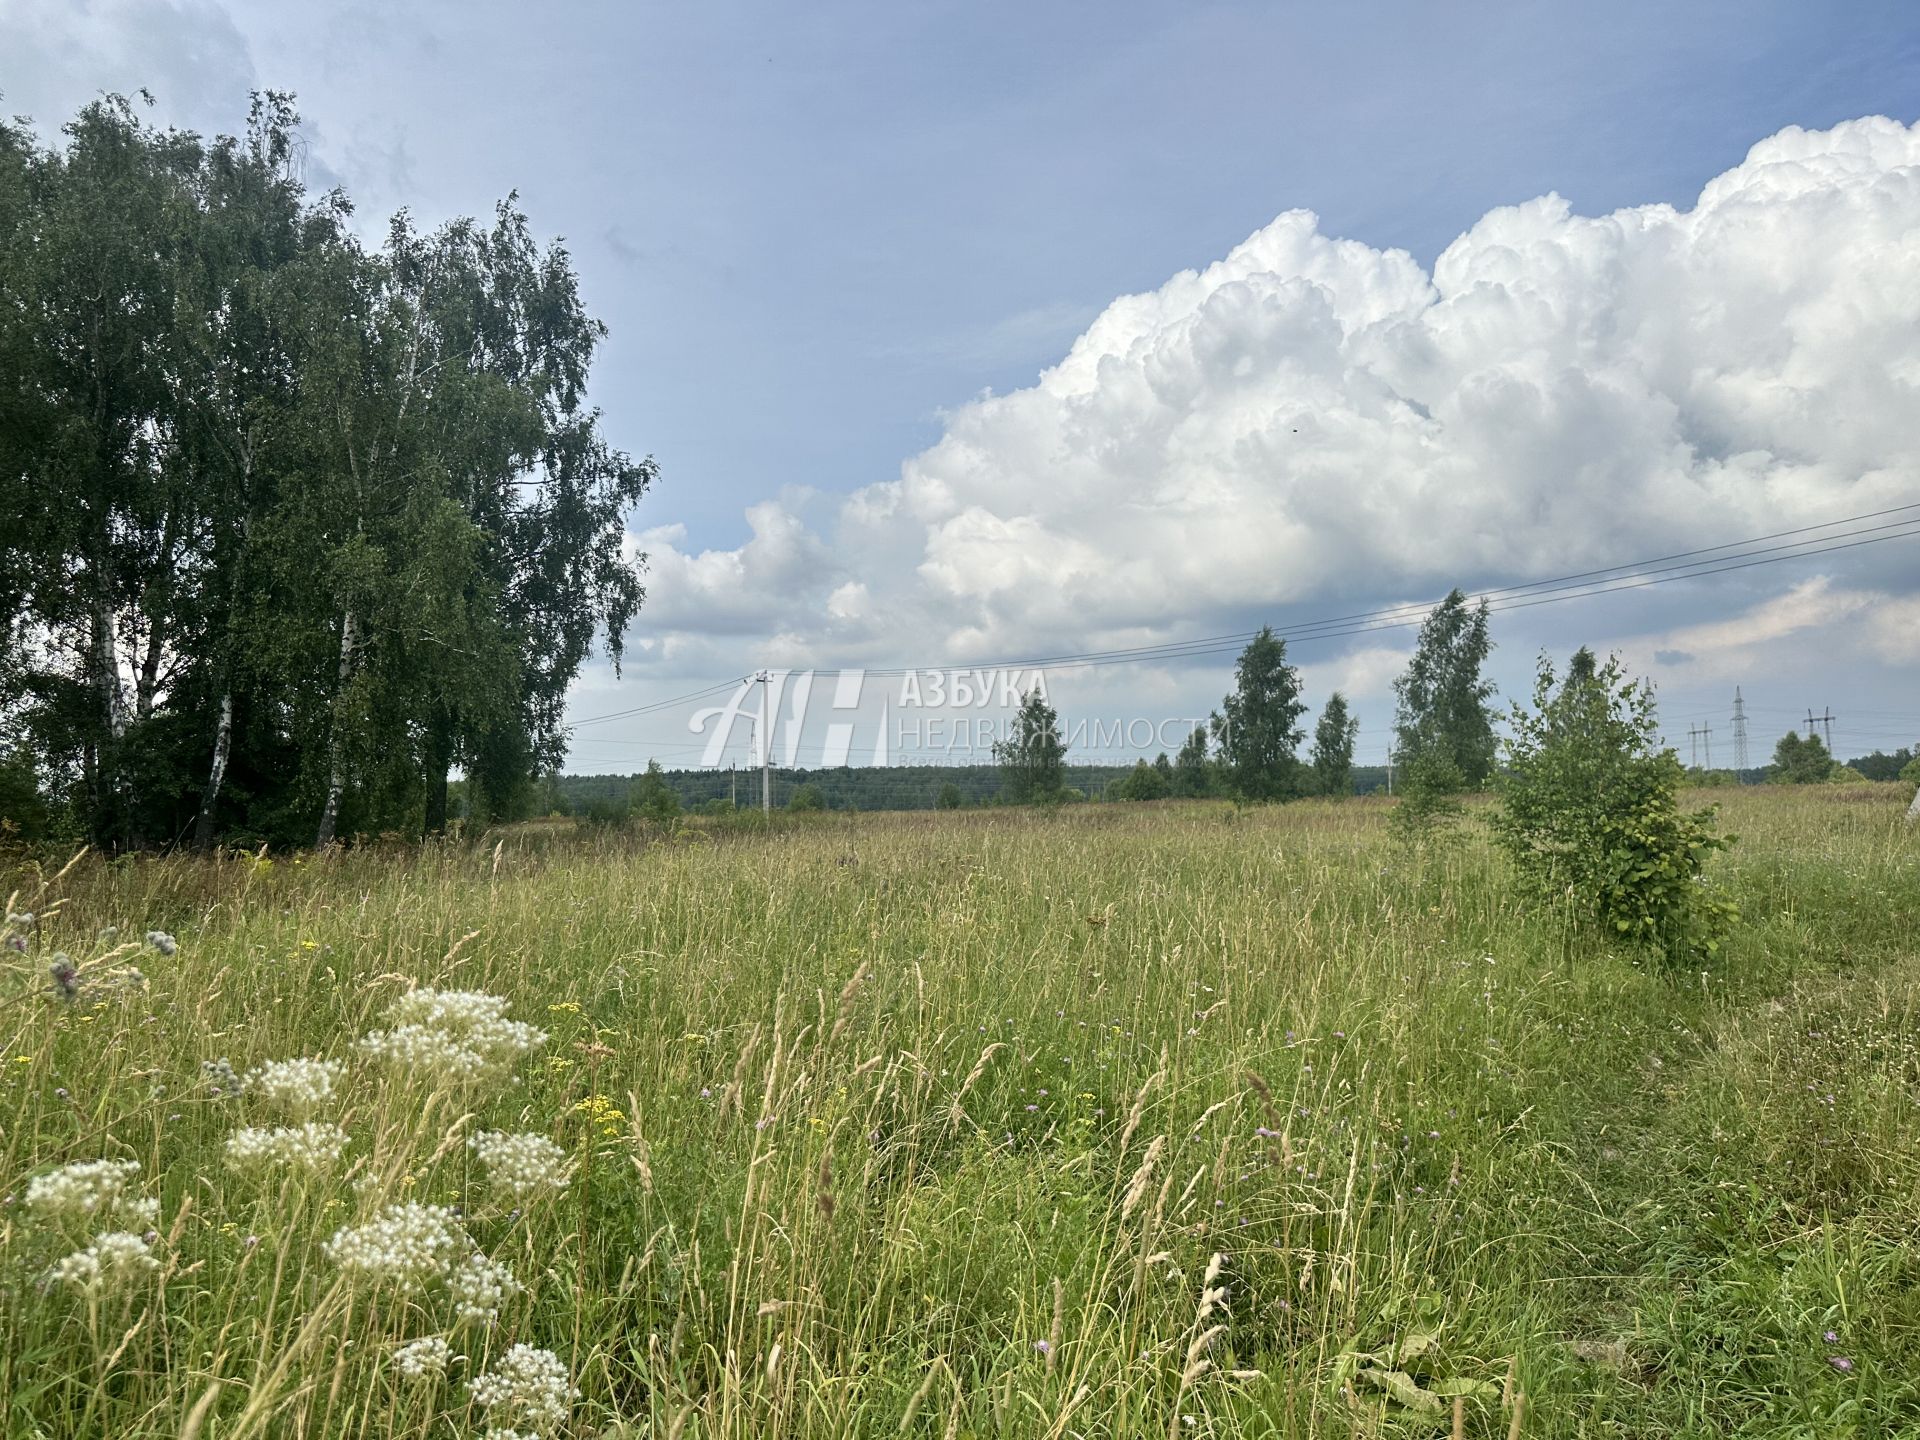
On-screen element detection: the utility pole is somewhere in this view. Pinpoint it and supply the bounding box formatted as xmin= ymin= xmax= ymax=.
xmin=757 ymin=670 xmax=772 ymax=814
xmin=1819 ymin=708 xmax=1835 ymax=752
xmin=1731 ymin=688 xmax=1749 ymax=774
xmin=1385 ymin=744 xmax=1394 ymax=797
xmin=1688 ymin=724 xmax=1703 ymax=770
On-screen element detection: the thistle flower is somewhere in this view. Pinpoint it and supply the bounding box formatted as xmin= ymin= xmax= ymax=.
xmin=202 ymin=1057 xmax=243 ymax=1098
xmin=50 ymin=1231 xmax=159 ymax=1295
xmin=469 ymin=1344 xmax=577 ymax=1434
xmin=393 ymin=1335 xmax=454 ymax=1380
xmin=470 ymin=1130 xmax=571 ymax=1201
xmin=144 ymin=931 xmax=178 ymax=956
xmin=26 ymin=1159 xmax=147 ymax=1223
xmin=324 ymin=1203 xmax=468 ymax=1292
xmin=48 ymin=955 xmax=80 ymax=1001
xmin=245 ymin=1056 xmax=345 ymax=1115
xmin=447 ymin=1250 xmax=523 ymax=1324
xmin=224 ymin=1122 xmax=351 ymax=1176
xmin=7 ymin=911 xmax=32 ymax=927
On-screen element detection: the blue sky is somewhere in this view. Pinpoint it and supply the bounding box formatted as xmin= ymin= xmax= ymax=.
xmin=10 ymin=1 xmax=1920 ymax=770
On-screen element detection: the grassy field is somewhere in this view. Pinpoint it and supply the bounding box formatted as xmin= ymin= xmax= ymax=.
xmin=1 ymin=786 xmax=1916 ymax=1438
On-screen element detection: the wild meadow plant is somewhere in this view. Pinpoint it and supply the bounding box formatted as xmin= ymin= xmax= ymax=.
xmin=0 ymin=785 xmax=1915 ymax=1436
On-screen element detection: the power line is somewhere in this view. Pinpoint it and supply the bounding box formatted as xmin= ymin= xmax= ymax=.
xmin=567 ymin=677 xmax=746 ymax=731
xmin=561 ymin=501 xmax=1920 ymax=734
xmin=851 ymin=512 xmax=1920 ymax=678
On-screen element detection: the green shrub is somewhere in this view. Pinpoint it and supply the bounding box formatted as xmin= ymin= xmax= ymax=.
xmin=629 ymin=760 xmax=683 ymax=824
xmin=1387 ymin=750 xmax=1464 ymax=849
xmin=1494 ymin=649 xmax=1737 ymax=965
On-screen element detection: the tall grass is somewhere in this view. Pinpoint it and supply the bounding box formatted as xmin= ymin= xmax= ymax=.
xmin=0 ymin=786 xmax=1915 ymax=1437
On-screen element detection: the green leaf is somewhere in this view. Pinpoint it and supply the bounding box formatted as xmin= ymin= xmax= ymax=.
xmin=1427 ymin=1377 xmax=1501 ymax=1400
xmin=1358 ymin=1366 xmax=1444 ymax=1414
xmin=1396 ymin=1330 xmax=1441 ymax=1366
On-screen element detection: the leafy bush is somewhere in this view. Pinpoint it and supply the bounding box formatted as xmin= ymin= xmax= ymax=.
xmin=629 ymin=761 xmax=683 ymax=824
xmin=1769 ymin=731 xmax=1836 ymax=785
xmin=1494 ymin=649 xmax=1737 ymax=965
xmin=786 ymin=782 xmax=827 ymax=812
xmin=1387 ymin=750 xmax=1465 ymax=849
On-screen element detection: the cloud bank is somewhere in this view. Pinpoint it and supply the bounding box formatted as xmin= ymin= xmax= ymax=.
xmin=636 ymin=117 xmax=1920 ymax=680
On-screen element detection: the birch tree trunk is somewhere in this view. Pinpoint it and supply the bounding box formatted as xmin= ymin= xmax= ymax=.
xmin=314 ymin=608 xmax=358 ymax=847
xmin=192 ymin=689 xmax=234 ymax=850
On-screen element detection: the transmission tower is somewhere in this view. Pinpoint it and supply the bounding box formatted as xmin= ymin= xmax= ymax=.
xmin=1731 ymin=688 xmax=1749 ymax=772
xmin=1807 ymin=707 xmax=1836 ymax=750
xmin=1687 ymin=723 xmax=1714 ymax=770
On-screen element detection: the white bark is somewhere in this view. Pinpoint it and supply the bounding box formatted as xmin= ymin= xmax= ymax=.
xmin=314 ymin=609 xmax=358 ymax=847
xmin=193 ymin=690 xmax=234 ymax=849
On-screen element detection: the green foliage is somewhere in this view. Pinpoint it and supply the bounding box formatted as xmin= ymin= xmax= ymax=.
xmin=992 ymin=691 xmax=1068 ymax=805
xmin=1769 ymin=731 xmax=1837 ymax=785
xmin=1212 ymin=627 xmax=1306 ymax=801
xmin=1903 ymin=755 xmax=1920 ymax=786
xmin=0 ymin=750 xmax=51 ymax=840
xmin=1108 ymin=756 xmax=1172 ymax=802
xmin=1172 ymin=724 xmax=1216 ymax=797
xmin=1386 ymin=750 xmax=1465 ymax=850
xmin=1393 ymin=589 xmax=1497 ymax=790
xmin=1310 ymin=691 xmax=1359 ymax=797
xmin=0 ymin=787 xmax=1915 ymax=1436
xmin=629 ymin=761 xmax=683 ymax=824
xmin=786 ymin=781 xmax=827 ymax=812
xmin=0 ymin=94 xmax=651 ymax=851
xmin=934 ymin=782 xmax=963 ymax=810
xmin=1494 ymin=648 xmax=1737 ymax=966
xmin=1847 ymin=746 xmax=1914 ymax=782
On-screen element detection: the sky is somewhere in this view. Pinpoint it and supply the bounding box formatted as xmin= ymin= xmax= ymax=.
xmin=8 ymin=0 xmax=1920 ymax=774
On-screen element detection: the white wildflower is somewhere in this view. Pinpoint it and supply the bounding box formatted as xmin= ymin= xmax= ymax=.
xmin=144 ymin=930 xmax=178 ymax=956
xmin=324 ymin=1203 xmax=468 ymax=1291
xmin=358 ymin=989 xmax=545 ymax=1083
xmin=470 ymin=1130 xmax=570 ymax=1201
xmin=245 ymin=1056 xmax=345 ymax=1115
xmin=469 ymin=1344 xmax=577 ymax=1434
xmin=50 ymin=1231 xmax=159 ymax=1294
xmin=447 ymin=1250 xmax=522 ymax=1324
xmin=393 ymin=1335 xmax=454 ymax=1380
xmin=26 ymin=1159 xmax=144 ymax=1222
xmin=224 ymin=1122 xmax=351 ymax=1176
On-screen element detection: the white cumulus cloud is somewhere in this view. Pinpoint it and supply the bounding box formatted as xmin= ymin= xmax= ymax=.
xmin=637 ymin=116 xmax=1920 ymax=682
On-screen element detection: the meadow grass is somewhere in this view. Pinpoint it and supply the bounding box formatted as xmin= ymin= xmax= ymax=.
xmin=1 ymin=785 xmax=1916 ymax=1438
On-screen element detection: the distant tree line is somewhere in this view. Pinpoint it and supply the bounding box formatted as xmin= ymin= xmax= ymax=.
xmin=0 ymin=94 xmax=650 ymax=849
xmin=544 ymin=762 xmax=1142 ymax=818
